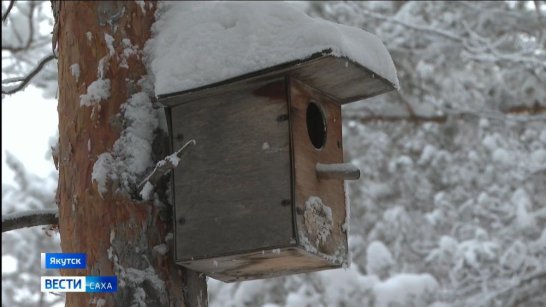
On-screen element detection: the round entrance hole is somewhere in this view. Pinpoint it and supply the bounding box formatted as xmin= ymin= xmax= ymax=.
xmin=306 ymin=102 xmax=327 ymax=150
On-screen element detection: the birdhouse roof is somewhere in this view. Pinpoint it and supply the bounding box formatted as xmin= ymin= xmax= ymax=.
xmin=148 ymin=2 xmax=399 ymax=104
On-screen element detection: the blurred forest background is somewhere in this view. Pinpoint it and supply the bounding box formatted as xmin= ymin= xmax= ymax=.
xmin=2 ymin=1 xmax=545 ymax=306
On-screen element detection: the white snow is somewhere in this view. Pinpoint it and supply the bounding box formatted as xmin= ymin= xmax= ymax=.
xmin=540 ymin=130 xmax=546 ymax=144
xmin=125 ymin=267 xmax=166 ymax=299
xmin=132 ymin=287 xmax=146 ymax=306
xmin=140 ymin=181 xmax=154 ymax=200
xmin=342 ymin=181 xmax=350 ymax=233
xmin=418 ymin=144 xmax=436 ymax=165
xmin=492 ymin=148 xmax=510 ymax=164
xmin=91 ymin=89 xmax=158 ymax=195
xmin=1 ymin=255 xmax=17 ymax=274
xmin=92 ymin=153 xmax=113 ymax=196
xmin=80 ymin=79 xmax=111 ymax=107
xmin=373 ymin=274 xmax=439 ymax=307
xmin=165 ymin=152 xmax=180 ymax=167
xmin=104 ymin=33 xmax=115 ymax=57
xmin=1 ymin=208 xmax=58 ymax=223
xmin=86 ymin=31 xmax=93 ymax=41
xmin=153 ymin=243 xmax=168 ymax=255
xmin=97 ymin=56 xmax=109 ymax=79
xmin=303 ymin=196 xmax=333 ymax=246
xmin=512 ymin=188 xmax=537 ymax=231
xmin=70 ymin=63 xmax=80 ymax=81
xmin=366 ymin=241 xmax=394 ymax=276
xmin=120 ymin=38 xmax=139 ymax=69
xmin=146 ymin=1 xmax=399 ymax=95
xmin=135 ymin=0 xmax=146 ymax=13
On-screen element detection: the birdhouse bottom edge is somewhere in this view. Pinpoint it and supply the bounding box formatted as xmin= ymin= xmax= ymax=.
xmin=176 ymin=246 xmax=345 ymax=283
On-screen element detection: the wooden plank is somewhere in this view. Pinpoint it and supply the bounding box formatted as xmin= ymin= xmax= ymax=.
xmin=291 ymin=56 xmax=394 ymax=104
xmin=316 ymin=163 xmax=361 ymax=180
xmin=171 ymin=77 xmax=295 ymax=261
xmin=289 ymin=77 xmax=349 ymax=262
xmin=159 ymin=51 xmax=395 ymax=108
xmin=180 ymin=247 xmax=338 ymax=283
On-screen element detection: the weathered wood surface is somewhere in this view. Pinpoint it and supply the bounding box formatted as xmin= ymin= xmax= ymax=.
xmin=159 ymin=51 xmax=396 ymax=107
xmin=291 ymin=55 xmax=394 ymax=104
xmin=167 ymin=76 xmax=351 ymax=281
xmin=57 ymin=2 xmax=207 ymax=306
xmin=289 ymin=77 xmax=348 ymax=262
xmin=316 ymin=163 xmax=361 ymax=180
xmin=180 ymin=247 xmax=338 ymax=283
xmin=171 ymin=77 xmax=295 ymax=262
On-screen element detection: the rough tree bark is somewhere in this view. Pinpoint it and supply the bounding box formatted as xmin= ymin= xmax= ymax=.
xmin=56 ymin=1 xmax=207 ymax=306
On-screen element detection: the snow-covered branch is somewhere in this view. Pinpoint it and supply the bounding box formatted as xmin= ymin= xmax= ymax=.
xmin=2 ymin=1 xmax=37 ymax=53
xmin=354 ymin=5 xmax=463 ymax=43
xmin=2 ymin=209 xmax=58 ymax=232
xmin=1 ymin=53 xmax=56 ymax=95
xmin=483 ymin=270 xmax=546 ymax=306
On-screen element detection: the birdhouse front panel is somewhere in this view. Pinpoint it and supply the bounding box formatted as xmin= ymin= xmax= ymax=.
xmin=170 ymin=76 xmax=294 ymax=262
xmin=289 ymin=78 xmax=348 ymax=263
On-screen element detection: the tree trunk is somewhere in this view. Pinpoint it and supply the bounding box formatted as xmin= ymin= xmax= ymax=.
xmin=56 ymin=1 xmax=207 ymax=306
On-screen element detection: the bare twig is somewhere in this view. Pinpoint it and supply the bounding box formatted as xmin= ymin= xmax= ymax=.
xmin=353 ymin=4 xmax=463 ymax=42
xmin=137 ymin=139 xmax=196 ymax=194
xmin=25 ymin=1 xmax=36 ymax=50
xmin=1 ymin=53 xmax=55 ymax=95
xmin=1 ymin=0 xmax=15 ymax=23
xmin=2 ymin=209 xmax=58 ymax=232
xmin=482 ymin=270 xmax=546 ymax=306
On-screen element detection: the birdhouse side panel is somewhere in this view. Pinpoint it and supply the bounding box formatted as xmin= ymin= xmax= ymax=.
xmin=170 ymin=77 xmax=295 ymax=261
xmin=289 ymin=77 xmax=348 ymax=265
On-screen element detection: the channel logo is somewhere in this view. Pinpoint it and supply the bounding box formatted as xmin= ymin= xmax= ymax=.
xmin=41 ymin=253 xmax=86 ymax=269
xmin=41 ymin=276 xmax=117 ymax=293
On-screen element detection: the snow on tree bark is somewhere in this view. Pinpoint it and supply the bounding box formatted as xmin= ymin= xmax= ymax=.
xmin=56 ymin=2 xmax=206 ymax=306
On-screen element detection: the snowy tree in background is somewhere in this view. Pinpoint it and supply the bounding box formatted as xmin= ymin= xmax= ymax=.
xmin=209 ymin=2 xmax=546 ymax=306
xmin=2 ymin=154 xmax=61 ymax=307
xmin=2 ymin=1 xmax=57 ymax=97
xmin=2 ymin=1 xmax=61 ymax=306
xmin=2 ymin=1 xmax=545 ymax=307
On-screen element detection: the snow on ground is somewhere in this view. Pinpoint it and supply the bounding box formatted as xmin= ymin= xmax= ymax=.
xmin=146 ymin=1 xmax=398 ymax=96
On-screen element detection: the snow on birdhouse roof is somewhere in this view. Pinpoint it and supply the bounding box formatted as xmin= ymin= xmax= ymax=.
xmin=146 ymin=2 xmax=399 ymax=97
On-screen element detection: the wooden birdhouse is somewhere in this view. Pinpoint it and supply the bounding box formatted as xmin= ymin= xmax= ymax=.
xmin=158 ymin=50 xmax=397 ymax=282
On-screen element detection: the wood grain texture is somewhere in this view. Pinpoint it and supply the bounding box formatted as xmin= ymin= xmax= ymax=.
xmin=316 ymin=163 xmax=361 ymax=180
xmin=180 ymin=247 xmax=338 ymax=283
xmin=159 ymin=53 xmax=395 ymax=108
xmin=289 ymin=77 xmax=348 ymax=262
xmin=291 ymin=56 xmax=394 ymax=104
xmin=171 ymin=77 xmax=295 ymax=261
